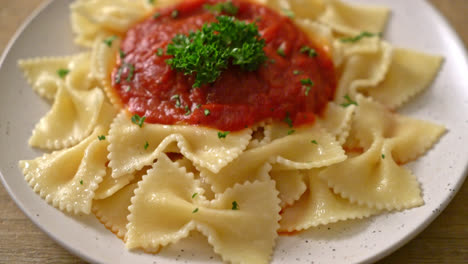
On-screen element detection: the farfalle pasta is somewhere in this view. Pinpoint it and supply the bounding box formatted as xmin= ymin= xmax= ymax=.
xmin=18 ymin=0 xmax=445 ymax=263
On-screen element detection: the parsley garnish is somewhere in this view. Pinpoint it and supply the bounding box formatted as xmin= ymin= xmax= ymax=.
xmin=170 ymin=94 xmax=181 ymax=108
xmin=304 ymin=86 xmax=311 ymax=96
xmin=340 ymin=95 xmax=358 ymax=107
xmin=218 ymin=131 xmax=230 ymax=139
xmin=284 ymin=112 xmax=293 ymax=128
xmin=184 ymin=105 xmax=192 ymax=116
xmin=311 ymin=140 xmax=318 ymax=144
xmin=119 ymin=49 xmax=126 ymax=59
xmin=148 ymin=0 xmax=155 ymax=4
xmin=103 ymin=35 xmax=117 ymax=47
xmin=166 ymin=16 xmax=267 ymax=88
xmin=196 ymin=104 xmax=202 ymax=109
xmin=126 ymin=64 xmax=135 ymax=82
xmin=171 ymin=10 xmax=179 ymax=18
xmin=192 ymin=208 xmax=199 ymax=213
xmin=57 ymin=69 xmax=70 ymax=78
xmin=153 ymin=12 xmax=161 ymax=19
xmin=144 ymin=141 xmax=149 ymax=150
xmin=192 ymin=193 xmax=198 ymax=199
xmin=98 ymin=135 xmax=106 ymax=141
xmin=301 ymin=78 xmax=313 ymax=85
xmin=277 ymin=47 xmax=286 ymax=57
xmin=80 ymin=180 xmax=83 ymax=185
xmin=300 ymin=46 xmax=318 ymax=57
xmin=282 ymin=8 xmax=295 ymax=18
xmin=340 ymin=31 xmax=382 ymax=43
xmin=287 ymin=129 xmax=295 ymax=135
xmin=204 ymin=109 xmax=211 ymax=116
xmin=204 ymin=1 xmax=238 ymax=15
xmin=382 ymin=154 xmax=385 ymax=159
xmin=293 ymin=70 xmax=303 ymax=75
xmin=156 ymin=48 xmax=164 ymax=56
xmin=232 ymin=201 xmax=239 ymax=210
xmin=131 ymin=114 xmax=146 ymax=127
xmin=115 ymin=63 xmax=135 ymax=84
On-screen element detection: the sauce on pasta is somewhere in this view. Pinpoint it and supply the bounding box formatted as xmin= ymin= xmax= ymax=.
xmin=112 ymin=0 xmax=336 ymax=131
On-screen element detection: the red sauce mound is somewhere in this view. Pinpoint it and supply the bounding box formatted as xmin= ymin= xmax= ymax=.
xmin=112 ymin=0 xmax=336 ymax=131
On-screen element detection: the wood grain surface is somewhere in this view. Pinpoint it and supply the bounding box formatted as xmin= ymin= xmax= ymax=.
xmin=0 ymin=0 xmax=467 ymax=263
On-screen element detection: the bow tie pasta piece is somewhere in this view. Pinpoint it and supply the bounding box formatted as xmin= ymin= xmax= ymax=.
xmin=335 ymin=41 xmax=393 ymax=102
xmin=319 ymin=138 xmax=424 ymax=211
xmin=94 ymin=167 xmax=149 ymax=200
xmin=29 ymin=85 xmax=110 ymax=150
xmin=264 ymin=0 xmax=325 ymax=20
xmin=366 ymin=48 xmax=443 ymax=109
xmin=19 ymin=128 xmax=109 ymax=215
xmin=108 ymin=111 xmax=252 ymax=178
xmin=319 ymin=0 xmax=390 ymax=36
xmin=279 ymin=169 xmax=380 ymax=232
xmin=317 ymin=102 xmax=355 ymax=145
xmin=126 ymin=153 xmax=281 ymax=264
xmin=18 ymin=53 xmax=93 ymax=100
xmin=93 ymin=183 xmax=138 ymax=239
xmin=351 ymin=96 xmax=446 ymax=163
xmin=270 ymin=167 xmax=307 ymax=208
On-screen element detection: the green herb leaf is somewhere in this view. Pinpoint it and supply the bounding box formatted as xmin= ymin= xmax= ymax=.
xmin=171 ymin=10 xmax=179 ymax=18
xmin=293 ymin=70 xmax=303 ymax=75
xmin=115 ymin=63 xmax=135 ymax=84
xmin=156 ymin=48 xmax=164 ymax=56
xmin=304 ymin=86 xmax=311 ymax=96
xmin=103 ymin=35 xmax=117 ymax=47
xmin=148 ymin=0 xmax=155 ymax=4
xmin=382 ymin=154 xmax=385 ymax=159
xmin=204 ymin=109 xmax=211 ymax=116
xmin=340 ymin=31 xmax=382 ymax=43
xmin=287 ymin=129 xmax=295 ymax=135
xmin=80 ymin=180 xmax=83 ymax=185
xmin=277 ymin=47 xmax=286 ymax=57
xmin=196 ymin=104 xmax=202 ymax=109
xmin=281 ymin=8 xmax=295 ymax=18
xmin=184 ymin=105 xmax=192 ymax=116
xmin=204 ymin=1 xmax=238 ymax=15
xmin=119 ymin=49 xmax=126 ymax=59
xmin=340 ymin=94 xmax=358 ymax=108
xmin=98 ymin=135 xmax=106 ymax=141
xmin=300 ymin=46 xmax=318 ymax=57
xmin=126 ymin=64 xmax=135 ymax=82
xmin=131 ymin=114 xmax=146 ymax=128
xmin=57 ymin=69 xmax=70 ymax=79
xmin=300 ymin=78 xmax=313 ymax=85
xmin=144 ymin=141 xmax=149 ymax=150
xmin=284 ymin=112 xmax=293 ymax=128
xmin=166 ymin=16 xmax=267 ymax=88
xmin=192 ymin=208 xmax=199 ymax=213
xmin=171 ymin=94 xmax=181 ymax=108
xmin=218 ymin=131 xmax=230 ymax=139
xmin=311 ymin=140 xmax=318 ymax=144
xmin=153 ymin=12 xmax=161 ymax=19
xmin=232 ymin=201 xmax=239 ymax=210
xmin=192 ymin=193 xmax=198 ymax=199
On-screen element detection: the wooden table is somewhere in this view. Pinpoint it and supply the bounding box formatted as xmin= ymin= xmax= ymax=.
xmin=0 ymin=1 xmax=466 ymax=263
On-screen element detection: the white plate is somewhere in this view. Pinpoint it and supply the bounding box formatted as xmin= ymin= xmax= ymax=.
xmin=1 ymin=0 xmax=467 ymax=263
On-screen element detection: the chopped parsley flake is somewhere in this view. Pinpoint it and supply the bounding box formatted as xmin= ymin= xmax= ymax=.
xmin=304 ymin=86 xmax=311 ymax=96
xmin=192 ymin=208 xmax=199 ymax=213
xmin=184 ymin=105 xmax=192 ymax=116
xmin=218 ymin=131 xmax=230 ymax=139
xmin=300 ymin=46 xmax=318 ymax=57
xmin=382 ymin=154 xmax=385 ymax=159
xmin=340 ymin=94 xmax=358 ymax=107
xmin=311 ymin=140 xmax=318 ymax=144
xmin=126 ymin=64 xmax=135 ymax=82
xmin=144 ymin=141 xmax=149 ymax=150
xmin=103 ymin=35 xmax=117 ymax=47
xmin=340 ymin=31 xmax=382 ymax=43
xmin=284 ymin=112 xmax=293 ymax=128
xmin=277 ymin=47 xmax=286 ymax=57
xmin=293 ymin=70 xmax=303 ymax=75
xmin=300 ymin=78 xmax=313 ymax=85
xmin=232 ymin=201 xmax=239 ymax=210
xmin=171 ymin=94 xmax=181 ymax=108
xmin=80 ymin=180 xmax=83 ymax=185
xmin=281 ymin=8 xmax=295 ymax=18
xmin=192 ymin=193 xmax=198 ymax=199
xmin=196 ymin=104 xmax=202 ymax=109
xmin=171 ymin=10 xmax=179 ymax=18
xmin=204 ymin=1 xmax=238 ymax=16
xmin=115 ymin=63 xmax=135 ymax=84
xmin=166 ymin=16 xmax=267 ymax=88
xmin=204 ymin=109 xmax=211 ymax=116
xmin=119 ymin=49 xmax=126 ymax=59
xmin=156 ymin=48 xmax=164 ymax=56
xmin=153 ymin=12 xmax=161 ymax=19
xmin=131 ymin=114 xmax=146 ymax=128
xmin=57 ymin=69 xmax=70 ymax=79
xmin=97 ymin=135 xmax=106 ymax=141
xmin=287 ymin=129 xmax=296 ymax=135
xmin=148 ymin=0 xmax=155 ymax=4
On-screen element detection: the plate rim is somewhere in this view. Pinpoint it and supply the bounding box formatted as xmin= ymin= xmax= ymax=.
xmin=0 ymin=0 xmax=467 ymax=264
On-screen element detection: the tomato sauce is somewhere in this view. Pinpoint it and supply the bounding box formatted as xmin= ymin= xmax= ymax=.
xmin=112 ymin=0 xmax=336 ymax=131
